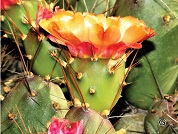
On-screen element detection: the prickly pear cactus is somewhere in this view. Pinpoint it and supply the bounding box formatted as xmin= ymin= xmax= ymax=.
xmin=144 ymin=91 xmax=178 ymax=133
xmin=38 ymin=4 xmax=155 ymax=113
xmin=2 ymin=0 xmax=171 ymax=133
xmin=23 ymin=30 xmax=64 ymax=79
xmin=1 ymin=75 xmax=68 ymax=133
xmin=1 ymin=0 xmax=39 ymax=40
xmin=73 ymin=0 xmax=117 ymax=15
xmin=115 ymin=0 xmax=178 ymax=110
xmin=65 ymin=58 xmax=125 ymax=112
xmin=65 ymin=106 xmax=116 ymax=134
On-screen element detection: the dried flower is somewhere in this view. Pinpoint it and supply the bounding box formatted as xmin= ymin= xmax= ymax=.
xmin=39 ymin=9 xmax=155 ymax=59
xmin=48 ymin=117 xmax=83 ymax=134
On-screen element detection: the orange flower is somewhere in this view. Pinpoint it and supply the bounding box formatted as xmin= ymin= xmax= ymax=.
xmin=39 ymin=10 xmax=155 ymax=59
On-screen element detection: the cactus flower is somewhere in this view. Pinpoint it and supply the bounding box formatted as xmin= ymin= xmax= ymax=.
xmin=1 ymin=0 xmax=17 ymax=10
xmin=36 ymin=4 xmax=53 ymax=26
xmin=48 ymin=117 xmax=83 ymax=134
xmin=39 ymin=9 xmax=155 ymax=59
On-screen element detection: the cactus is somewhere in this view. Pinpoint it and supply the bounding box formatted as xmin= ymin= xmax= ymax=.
xmin=65 ymin=106 xmax=116 ymax=134
xmin=3 ymin=0 xmax=175 ymax=133
xmin=144 ymin=91 xmax=178 ymax=133
xmin=115 ymin=0 xmax=178 ymax=110
xmin=39 ymin=6 xmax=155 ymax=112
xmin=23 ymin=30 xmax=65 ymax=79
xmin=1 ymin=75 xmax=68 ymax=133
xmin=1 ymin=0 xmax=39 ymax=40
xmin=64 ymin=57 xmax=125 ymax=112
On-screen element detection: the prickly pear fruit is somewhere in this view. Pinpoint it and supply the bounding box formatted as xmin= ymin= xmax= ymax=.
xmin=1 ymin=75 xmax=68 ymax=133
xmin=65 ymin=106 xmax=116 ymax=134
xmin=115 ymin=0 xmax=178 ymax=110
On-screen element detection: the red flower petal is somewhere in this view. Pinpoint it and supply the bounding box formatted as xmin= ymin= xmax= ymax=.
xmin=1 ymin=0 xmax=17 ymax=10
xmin=36 ymin=4 xmax=53 ymax=26
xmin=100 ymin=42 xmax=127 ymax=59
xmin=67 ymin=42 xmax=98 ymax=58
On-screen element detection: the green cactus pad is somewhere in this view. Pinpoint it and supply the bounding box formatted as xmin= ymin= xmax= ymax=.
xmin=75 ymin=0 xmax=117 ymax=15
xmin=65 ymin=106 xmax=116 ymax=134
xmin=1 ymin=0 xmax=39 ymax=38
xmin=23 ymin=30 xmax=64 ymax=79
xmin=1 ymin=75 xmax=68 ymax=133
xmin=115 ymin=0 xmax=178 ymax=110
xmin=65 ymin=58 xmax=125 ymax=112
xmin=144 ymin=92 xmax=178 ymax=133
